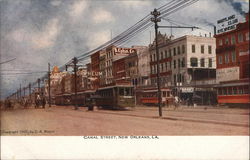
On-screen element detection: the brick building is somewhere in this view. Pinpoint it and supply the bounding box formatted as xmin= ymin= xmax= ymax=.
xmin=113 ymin=56 xmax=130 ymax=85
xmin=99 ymin=45 xmax=136 ymax=87
xmin=215 ymin=13 xmax=249 ymax=105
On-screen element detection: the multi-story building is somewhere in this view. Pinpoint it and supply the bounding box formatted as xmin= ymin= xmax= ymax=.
xmin=135 ymin=46 xmax=150 ymax=87
xmin=76 ymin=67 xmax=88 ymax=92
xmin=45 ymin=66 xmax=67 ymax=103
xmin=149 ymin=32 xmax=217 ymax=105
xmin=125 ymin=51 xmax=138 ymax=85
xmin=99 ymin=45 xmax=136 ymax=87
xmin=215 ymin=13 xmax=249 ymax=105
xmin=91 ymin=51 xmax=100 ymax=90
xmin=113 ymin=56 xmax=129 ymax=85
xmin=99 ymin=49 xmax=106 ymax=87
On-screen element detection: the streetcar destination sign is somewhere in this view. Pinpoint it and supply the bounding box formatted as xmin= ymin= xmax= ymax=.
xmin=217 ymin=14 xmax=239 ymax=34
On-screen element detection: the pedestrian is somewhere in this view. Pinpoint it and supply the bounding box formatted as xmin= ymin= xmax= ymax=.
xmin=174 ymin=96 xmax=180 ymax=110
xmin=35 ymin=94 xmax=41 ymax=108
xmin=42 ymin=96 xmax=46 ymax=109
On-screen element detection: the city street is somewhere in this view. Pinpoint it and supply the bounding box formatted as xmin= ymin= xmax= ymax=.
xmin=1 ymin=105 xmax=249 ymax=136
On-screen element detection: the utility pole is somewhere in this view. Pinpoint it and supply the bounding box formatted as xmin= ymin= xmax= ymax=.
xmin=29 ymin=83 xmax=31 ymax=101
xmin=151 ymin=8 xmax=162 ymax=117
xmin=23 ymin=87 xmax=25 ymax=97
xmin=73 ymin=57 xmax=78 ymax=110
xmin=38 ymin=78 xmax=40 ymax=95
xmin=20 ymin=84 xmax=21 ymax=99
xmin=66 ymin=57 xmax=80 ymax=110
xmin=48 ymin=63 xmax=51 ymax=107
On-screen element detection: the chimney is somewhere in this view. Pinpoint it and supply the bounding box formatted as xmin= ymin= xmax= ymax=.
xmin=213 ymin=26 xmax=216 ymax=36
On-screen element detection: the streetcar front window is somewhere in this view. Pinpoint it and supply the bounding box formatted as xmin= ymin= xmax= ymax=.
xmin=119 ymin=88 xmax=124 ymax=96
xmin=125 ymin=88 xmax=130 ymax=96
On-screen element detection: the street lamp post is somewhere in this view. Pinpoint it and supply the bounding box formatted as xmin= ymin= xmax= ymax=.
xmin=151 ymin=9 xmax=162 ymax=117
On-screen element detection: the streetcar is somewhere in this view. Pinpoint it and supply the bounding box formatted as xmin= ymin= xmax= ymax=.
xmin=55 ymin=90 xmax=95 ymax=106
xmin=140 ymin=88 xmax=174 ymax=106
xmin=95 ymin=85 xmax=135 ymax=110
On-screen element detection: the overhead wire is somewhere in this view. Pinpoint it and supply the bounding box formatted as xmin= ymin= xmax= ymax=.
xmin=9 ymin=0 xmax=199 ymax=97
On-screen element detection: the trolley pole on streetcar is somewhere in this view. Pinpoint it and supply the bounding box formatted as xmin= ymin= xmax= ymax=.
xmin=48 ymin=63 xmax=51 ymax=107
xmin=151 ymin=9 xmax=162 ymax=117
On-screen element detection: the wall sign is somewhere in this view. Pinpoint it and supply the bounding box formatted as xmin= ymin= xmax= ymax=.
xmin=217 ymin=15 xmax=239 ymax=34
xmin=216 ymin=67 xmax=239 ymax=83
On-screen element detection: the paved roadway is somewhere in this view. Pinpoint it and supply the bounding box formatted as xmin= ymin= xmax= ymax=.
xmin=1 ymin=105 xmax=249 ymax=135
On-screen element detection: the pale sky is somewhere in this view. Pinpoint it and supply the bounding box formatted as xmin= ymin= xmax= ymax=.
xmin=0 ymin=0 xmax=249 ymax=99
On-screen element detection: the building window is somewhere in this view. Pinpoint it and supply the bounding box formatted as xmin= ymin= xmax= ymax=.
xmin=169 ymin=61 xmax=172 ymax=69
xmin=231 ymin=36 xmax=236 ymax=44
xmin=223 ymin=88 xmax=227 ymax=95
xmin=218 ymin=88 xmax=222 ymax=95
xmin=169 ymin=49 xmax=172 ymax=57
xmin=238 ymin=87 xmax=243 ymax=94
xmin=160 ymin=52 xmax=164 ymax=60
xmin=246 ymin=32 xmax=249 ymax=41
xmin=233 ymin=87 xmax=237 ymax=95
xmin=225 ymin=38 xmax=229 ymax=44
xmin=165 ymin=50 xmax=168 ymax=58
xmin=219 ymin=56 xmax=223 ymax=64
xmin=178 ymin=59 xmax=181 ymax=68
xmin=201 ymin=45 xmax=204 ymax=54
xmin=208 ymin=45 xmax=212 ymax=54
xmin=174 ymin=60 xmax=176 ymax=69
xmin=150 ymin=55 xmax=152 ymax=62
xmin=228 ymin=87 xmax=232 ymax=95
xmin=190 ymin=58 xmax=198 ymax=67
xmin=161 ymin=63 xmax=164 ymax=72
xmin=192 ymin=45 xmax=195 ymax=53
xmin=232 ymin=51 xmax=236 ymax=62
xmin=208 ymin=58 xmax=212 ymax=67
xmin=219 ymin=39 xmax=223 ymax=46
xmin=182 ymin=45 xmax=185 ymax=54
xmin=200 ymin=58 xmax=205 ymax=67
xmin=165 ymin=62 xmax=168 ymax=71
xmin=238 ymin=33 xmax=243 ymax=43
xmin=153 ymin=54 xmax=156 ymax=62
xmin=174 ymin=74 xmax=176 ymax=84
xmin=182 ymin=57 xmax=185 ymax=67
xmin=173 ymin=48 xmax=176 ymax=56
xmin=177 ymin=46 xmax=181 ymax=55
xmin=243 ymin=86 xmax=249 ymax=94
xmin=225 ymin=54 xmax=229 ymax=63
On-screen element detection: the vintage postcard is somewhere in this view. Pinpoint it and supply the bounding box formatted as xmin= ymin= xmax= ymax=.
xmin=0 ymin=0 xmax=249 ymax=159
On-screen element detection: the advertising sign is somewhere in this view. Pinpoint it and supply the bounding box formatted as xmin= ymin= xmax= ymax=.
xmin=239 ymin=50 xmax=249 ymax=56
xmin=216 ymin=67 xmax=240 ymax=83
xmin=217 ymin=15 xmax=239 ymax=34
